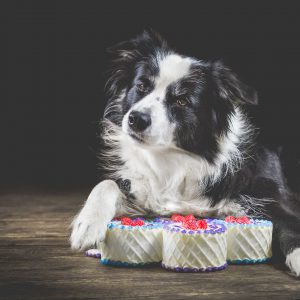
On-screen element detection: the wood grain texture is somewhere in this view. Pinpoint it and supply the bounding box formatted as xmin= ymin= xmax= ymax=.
xmin=0 ymin=188 xmax=300 ymax=300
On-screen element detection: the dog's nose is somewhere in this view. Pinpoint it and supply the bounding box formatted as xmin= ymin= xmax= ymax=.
xmin=128 ymin=111 xmax=151 ymax=132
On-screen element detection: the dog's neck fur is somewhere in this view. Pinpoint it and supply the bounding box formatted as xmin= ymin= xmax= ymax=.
xmin=100 ymin=107 xmax=252 ymax=217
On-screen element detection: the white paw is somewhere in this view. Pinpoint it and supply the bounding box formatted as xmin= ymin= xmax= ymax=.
xmin=70 ymin=212 xmax=108 ymax=251
xmin=216 ymin=201 xmax=245 ymax=218
xmin=286 ymin=248 xmax=300 ymax=277
xmin=70 ymin=180 xmax=122 ymax=251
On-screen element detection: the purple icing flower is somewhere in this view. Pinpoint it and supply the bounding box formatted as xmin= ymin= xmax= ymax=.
xmin=164 ymin=219 xmax=227 ymax=235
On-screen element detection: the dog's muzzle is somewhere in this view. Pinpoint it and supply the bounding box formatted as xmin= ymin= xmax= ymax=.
xmin=128 ymin=111 xmax=151 ymax=132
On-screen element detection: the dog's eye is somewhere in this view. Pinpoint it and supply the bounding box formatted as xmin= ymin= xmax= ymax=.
xmin=136 ymin=83 xmax=147 ymax=93
xmin=176 ymin=99 xmax=189 ymax=106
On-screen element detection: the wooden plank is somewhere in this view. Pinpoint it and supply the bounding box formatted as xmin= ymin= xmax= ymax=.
xmin=1 ymin=189 xmax=300 ymax=299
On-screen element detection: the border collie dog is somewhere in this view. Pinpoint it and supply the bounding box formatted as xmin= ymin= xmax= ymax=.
xmin=71 ymin=31 xmax=300 ymax=276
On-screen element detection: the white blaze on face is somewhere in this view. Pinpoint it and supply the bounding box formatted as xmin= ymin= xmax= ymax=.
xmin=122 ymin=53 xmax=193 ymax=147
xmin=155 ymin=54 xmax=193 ymax=95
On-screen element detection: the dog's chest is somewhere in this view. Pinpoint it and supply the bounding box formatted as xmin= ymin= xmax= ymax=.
xmin=116 ymin=141 xmax=246 ymax=217
xmin=118 ymin=145 xmax=209 ymax=214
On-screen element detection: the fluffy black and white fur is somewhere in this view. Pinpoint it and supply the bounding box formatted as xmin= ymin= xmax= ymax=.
xmin=71 ymin=30 xmax=300 ymax=276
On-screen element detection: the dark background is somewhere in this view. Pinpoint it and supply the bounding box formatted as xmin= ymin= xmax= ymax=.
xmin=2 ymin=1 xmax=300 ymax=189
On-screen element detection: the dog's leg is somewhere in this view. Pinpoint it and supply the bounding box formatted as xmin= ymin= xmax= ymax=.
xmin=286 ymin=248 xmax=300 ymax=277
xmin=70 ymin=180 xmax=125 ymax=250
xmin=275 ymin=217 xmax=300 ymax=277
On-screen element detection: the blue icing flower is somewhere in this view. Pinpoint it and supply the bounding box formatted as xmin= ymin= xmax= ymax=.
xmin=228 ymin=257 xmax=271 ymax=265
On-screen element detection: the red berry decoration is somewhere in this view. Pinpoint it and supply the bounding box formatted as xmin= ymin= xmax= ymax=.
xmin=225 ymin=216 xmax=236 ymax=223
xmin=196 ymin=219 xmax=208 ymax=229
xmin=184 ymin=220 xmax=198 ymax=230
xmin=184 ymin=214 xmax=196 ymax=222
xmin=121 ymin=217 xmax=133 ymax=226
xmin=133 ymin=219 xmax=145 ymax=226
xmin=242 ymin=217 xmax=250 ymax=224
xmin=121 ymin=217 xmax=145 ymax=226
xmin=236 ymin=216 xmax=250 ymax=224
xmin=171 ymin=214 xmax=185 ymax=223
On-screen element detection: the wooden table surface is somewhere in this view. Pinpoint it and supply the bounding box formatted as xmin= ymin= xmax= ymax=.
xmin=1 ymin=188 xmax=300 ymax=300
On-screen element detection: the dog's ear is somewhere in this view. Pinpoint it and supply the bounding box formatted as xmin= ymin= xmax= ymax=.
xmin=106 ymin=29 xmax=167 ymax=96
xmin=107 ymin=39 xmax=139 ymax=63
xmin=107 ymin=29 xmax=166 ymax=62
xmin=105 ymin=38 xmax=139 ymax=96
xmin=212 ymin=60 xmax=258 ymax=106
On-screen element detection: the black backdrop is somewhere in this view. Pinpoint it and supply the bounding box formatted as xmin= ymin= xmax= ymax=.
xmin=2 ymin=1 xmax=300 ymax=189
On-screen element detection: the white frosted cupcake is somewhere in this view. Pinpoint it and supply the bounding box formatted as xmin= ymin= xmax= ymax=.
xmin=100 ymin=217 xmax=164 ymax=267
xmin=225 ymin=216 xmax=273 ymax=264
xmin=162 ymin=216 xmax=228 ymax=272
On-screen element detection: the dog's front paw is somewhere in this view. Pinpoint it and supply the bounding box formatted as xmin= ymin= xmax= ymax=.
xmin=70 ymin=213 xmax=108 ymax=251
xmin=216 ymin=201 xmax=245 ymax=218
xmin=70 ymin=180 xmax=122 ymax=251
xmin=286 ymin=248 xmax=300 ymax=277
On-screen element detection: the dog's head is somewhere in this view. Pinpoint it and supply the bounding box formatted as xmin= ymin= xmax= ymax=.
xmin=106 ymin=30 xmax=257 ymax=161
